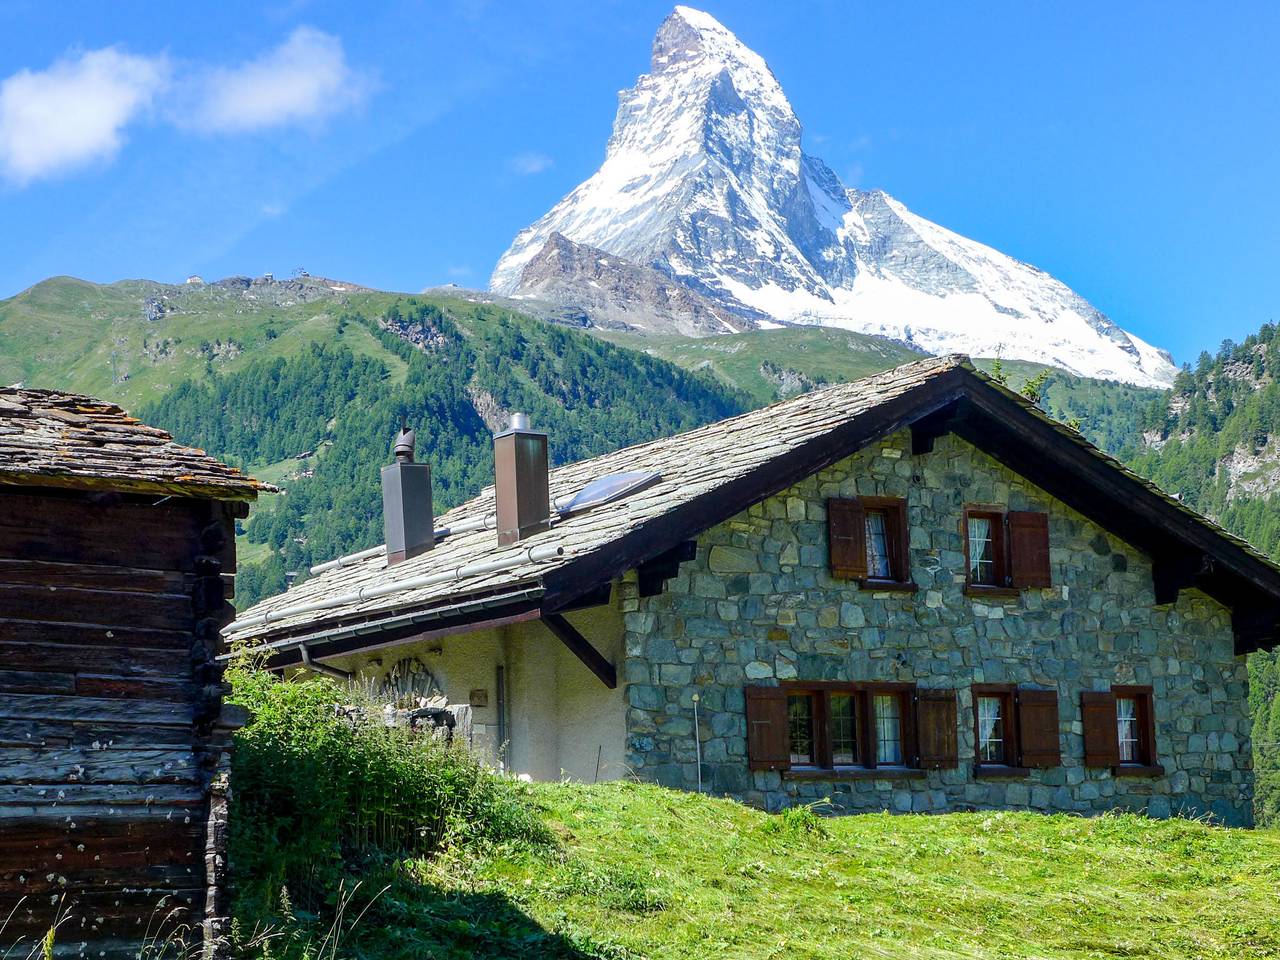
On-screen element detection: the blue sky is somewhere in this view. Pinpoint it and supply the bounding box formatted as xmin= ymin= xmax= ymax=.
xmin=1 ymin=1 xmax=1276 ymax=364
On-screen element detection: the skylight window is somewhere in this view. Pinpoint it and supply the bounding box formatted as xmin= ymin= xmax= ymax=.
xmin=555 ymin=470 xmax=661 ymax=517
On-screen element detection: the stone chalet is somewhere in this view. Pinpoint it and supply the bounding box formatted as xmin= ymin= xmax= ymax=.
xmin=227 ymin=356 xmax=1280 ymax=825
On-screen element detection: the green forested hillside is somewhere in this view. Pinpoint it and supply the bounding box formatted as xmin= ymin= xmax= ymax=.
xmin=140 ymin=300 xmax=748 ymax=604
xmin=1121 ymin=326 xmax=1280 ymax=824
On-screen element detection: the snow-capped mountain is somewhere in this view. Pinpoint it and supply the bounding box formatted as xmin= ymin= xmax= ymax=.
xmin=491 ymin=6 xmax=1175 ymax=387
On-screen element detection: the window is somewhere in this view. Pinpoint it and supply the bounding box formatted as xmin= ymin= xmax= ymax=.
xmin=827 ymin=496 xmax=914 ymax=588
xmin=1081 ymin=686 xmax=1160 ymax=774
xmin=787 ymin=694 xmax=815 ymax=765
xmin=963 ymin=508 xmax=1053 ymax=593
xmin=972 ymin=685 xmax=1062 ymax=773
xmin=1116 ymin=696 xmax=1140 ymax=763
xmin=830 ymin=693 xmax=858 ymax=765
xmin=966 ymin=510 xmax=1005 ymax=587
xmin=747 ymin=682 xmax=922 ymax=774
xmin=874 ymin=693 xmax=903 ymax=764
xmin=865 ymin=509 xmax=892 ymax=579
xmin=977 ymin=695 xmax=1006 ymax=762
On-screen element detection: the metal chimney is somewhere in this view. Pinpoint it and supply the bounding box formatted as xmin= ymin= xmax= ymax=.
xmin=381 ymin=425 xmax=434 ymax=565
xmin=494 ymin=412 xmax=550 ymax=546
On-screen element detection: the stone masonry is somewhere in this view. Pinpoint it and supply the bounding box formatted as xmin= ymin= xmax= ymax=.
xmin=620 ymin=429 xmax=1253 ymax=825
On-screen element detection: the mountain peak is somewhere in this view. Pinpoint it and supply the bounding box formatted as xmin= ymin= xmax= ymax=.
xmin=490 ymin=9 xmax=1175 ymax=387
xmin=650 ymin=7 xmax=792 ymax=120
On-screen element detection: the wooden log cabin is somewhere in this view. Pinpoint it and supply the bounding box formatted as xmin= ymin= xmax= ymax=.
xmin=0 ymin=388 xmax=268 ymax=958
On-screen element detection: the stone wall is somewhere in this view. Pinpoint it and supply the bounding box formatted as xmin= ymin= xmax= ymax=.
xmin=621 ymin=429 xmax=1254 ymax=824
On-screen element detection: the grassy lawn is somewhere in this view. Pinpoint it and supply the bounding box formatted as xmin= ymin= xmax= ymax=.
xmin=387 ymin=781 xmax=1280 ymax=960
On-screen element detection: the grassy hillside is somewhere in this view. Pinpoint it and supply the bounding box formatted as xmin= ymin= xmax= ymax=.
xmin=0 ymin=275 xmax=414 ymax=409
xmin=227 ymin=776 xmax=1280 ymax=959
xmin=597 ymin=326 xmax=926 ymax=406
xmin=222 ymin=669 xmax=1280 ymax=960
xmin=441 ymin=781 xmax=1280 ymax=960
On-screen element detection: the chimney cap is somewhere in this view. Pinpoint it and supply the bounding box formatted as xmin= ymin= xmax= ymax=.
xmin=495 ymin=411 xmax=544 ymax=439
xmin=393 ymin=426 xmax=416 ymax=463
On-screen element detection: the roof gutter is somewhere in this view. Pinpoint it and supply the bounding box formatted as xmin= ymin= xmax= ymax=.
xmin=223 ymin=586 xmax=545 ymax=668
xmin=235 ymin=541 xmax=564 ymax=631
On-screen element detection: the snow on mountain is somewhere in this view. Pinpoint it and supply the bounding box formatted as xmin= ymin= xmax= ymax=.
xmin=491 ymin=6 xmax=1175 ymax=387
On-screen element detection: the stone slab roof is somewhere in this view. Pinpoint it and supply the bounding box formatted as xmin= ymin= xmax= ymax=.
xmin=0 ymin=387 xmax=270 ymax=500
xmin=228 ymin=353 xmax=1280 ymax=655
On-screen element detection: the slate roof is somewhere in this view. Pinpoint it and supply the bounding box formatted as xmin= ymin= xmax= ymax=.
xmin=228 ymin=353 xmax=1280 ymax=656
xmin=0 ymin=387 xmax=270 ymax=500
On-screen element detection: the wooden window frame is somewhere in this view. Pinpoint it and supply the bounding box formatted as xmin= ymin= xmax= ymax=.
xmin=775 ymin=680 xmax=921 ymax=779
xmin=859 ymin=496 xmax=915 ymax=592
xmin=972 ymin=683 xmax=1024 ymax=776
xmin=962 ymin=507 xmax=1053 ymax=597
xmin=1111 ymin=684 xmax=1162 ymax=777
xmin=827 ymin=496 xmax=916 ymax=593
xmin=963 ymin=505 xmax=1011 ymax=595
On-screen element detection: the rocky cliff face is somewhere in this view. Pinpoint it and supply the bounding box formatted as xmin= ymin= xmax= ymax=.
xmin=491 ymin=6 xmax=1176 ymax=387
xmin=513 ymin=232 xmax=759 ymax=336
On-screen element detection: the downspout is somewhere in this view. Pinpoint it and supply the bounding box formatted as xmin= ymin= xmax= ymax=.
xmin=299 ymin=644 xmax=352 ymax=681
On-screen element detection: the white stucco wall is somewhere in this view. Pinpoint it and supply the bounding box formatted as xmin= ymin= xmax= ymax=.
xmin=325 ymin=589 xmax=627 ymax=782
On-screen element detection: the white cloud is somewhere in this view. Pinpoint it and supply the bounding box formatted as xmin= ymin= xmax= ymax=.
xmin=509 ymin=151 xmax=553 ymax=175
xmin=0 ymin=47 xmax=169 ymax=185
xmin=190 ymin=27 xmax=370 ymax=133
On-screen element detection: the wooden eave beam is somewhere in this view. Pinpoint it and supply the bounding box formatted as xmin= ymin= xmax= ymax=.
xmin=909 ymin=399 xmax=969 ymax=456
xmin=1233 ymin=605 xmax=1280 ymax=655
xmin=1152 ymin=552 xmax=1209 ymax=606
xmin=542 ymin=613 xmax=617 ymax=689
xmin=637 ymin=540 xmax=697 ymax=597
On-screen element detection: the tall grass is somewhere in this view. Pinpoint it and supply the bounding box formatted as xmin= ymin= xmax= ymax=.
xmin=227 ymin=665 xmax=549 ymax=927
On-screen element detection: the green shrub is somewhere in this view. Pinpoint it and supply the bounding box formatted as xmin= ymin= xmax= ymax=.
xmin=760 ymin=802 xmax=828 ymax=839
xmin=227 ymin=666 xmax=550 ymax=922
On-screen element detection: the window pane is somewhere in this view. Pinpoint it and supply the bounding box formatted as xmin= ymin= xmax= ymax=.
xmin=968 ymin=516 xmax=996 ymax=584
xmin=1117 ymin=697 xmax=1139 ymax=764
xmin=831 ymin=694 xmax=858 ymax=765
xmin=874 ymin=694 xmax=903 ymax=764
xmin=977 ymin=695 xmax=1006 ymax=763
xmin=865 ymin=510 xmax=892 ymax=579
xmin=788 ymin=694 xmax=815 ymax=765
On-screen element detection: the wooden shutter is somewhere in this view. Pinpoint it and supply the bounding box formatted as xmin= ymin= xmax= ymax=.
xmin=745 ymin=686 xmax=791 ymax=771
xmin=915 ymin=688 xmax=958 ymax=769
xmin=892 ymin=498 xmax=911 ymax=582
xmin=1016 ymin=688 xmax=1061 ymax=768
xmin=827 ymin=498 xmax=867 ymax=580
xmin=1080 ymin=691 xmax=1119 ymax=767
xmin=1008 ymin=511 xmax=1051 ymax=588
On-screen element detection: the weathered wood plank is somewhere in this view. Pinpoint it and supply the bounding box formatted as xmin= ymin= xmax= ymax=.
xmin=0 ymin=783 xmax=204 ymax=808
xmin=0 ymin=747 xmax=201 ymax=785
xmin=0 ymin=718 xmax=196 ymax=749
xmin=0 ymin=492 xmax=202 ymax=571
xmin=0 ymin=583 xmax=194 ymax=632
xmin=1 ymin=862 xmax=201 ymax=896
xmin=0 ymin=694 xmax=193 ymax=725
xmin=0 ymin=669 xmax=76 ymax=694
xmin=0 ymin=639 xmax=190 ymax=673
xmin=0 ymin=619 xmax=193 ymax=651
xmin=0 ymin=557 xmax=188 ymax=593
xmin=75 ymin=674 xmax=195 ymax=701
xmin=0 ymin=887 xmax=202 ymax=940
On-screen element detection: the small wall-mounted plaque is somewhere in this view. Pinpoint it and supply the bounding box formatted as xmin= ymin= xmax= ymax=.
xmin=469 ymin=688 xmax=489 ymax=708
